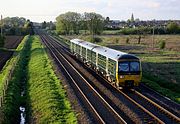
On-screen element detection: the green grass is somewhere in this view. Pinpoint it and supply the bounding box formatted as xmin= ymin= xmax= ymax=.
xmin=1 ymin=35 xmax=77 ymax=123
xmin=102 ymin=30 xmax=120 ymax=35
xmin=27 ymin=36 xmax=77 ymax=123
xmin=140 ymin=51 xmax=180 ymax=103
xmin=1 ymin=35 xmax=30 ymax=123
xmin=0 ymin=36 xmax=28 ymax=96
xmin=54 ymin=36 xmax=70 ymax=48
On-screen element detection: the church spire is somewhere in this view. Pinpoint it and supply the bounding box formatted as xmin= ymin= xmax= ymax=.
xmin=131 ymin=13 xmax=134 ymax=22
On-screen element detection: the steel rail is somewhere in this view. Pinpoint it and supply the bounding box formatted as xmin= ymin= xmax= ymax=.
xmin=134 ymin=90 xmax=180 ymax=123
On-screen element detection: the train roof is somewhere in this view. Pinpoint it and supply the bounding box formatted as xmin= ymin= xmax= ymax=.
xmin=92 ymin=46 xmax=127 ymax=61
xmin=71 ymin=39 xmax=98 ymax=50
xmin=70 ymin=39 xmax=139 ymax=61
xmin=80 ymin=41 xmax=98 ymax=50
xmin=70 ymin=39 xmax=84 ymax=45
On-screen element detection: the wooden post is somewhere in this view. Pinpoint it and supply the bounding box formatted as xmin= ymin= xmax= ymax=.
xmin=0 ymin=98 xmax=1 ymax=107
xmin=3 ymin=89 xmax=5 ymax=98
xmin=6 ymin=79 xmax=8 ymax=90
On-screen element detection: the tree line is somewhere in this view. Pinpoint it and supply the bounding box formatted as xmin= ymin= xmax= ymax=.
xmin=0 ymin=17 xmax=34 ymax=36
xmin=55 ymin=12 xmax=180 ymax=35
xmin=0 ymin=17 xmax=34 ymax=47
xmin=56 ymin=12 xmax=105 ymax=35
xmin=118 ymin=22 xmax=180 ymax=35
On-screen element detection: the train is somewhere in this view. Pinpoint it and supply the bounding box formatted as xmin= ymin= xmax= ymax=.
xmin=70 ymin=39 xmax=142 ymax=88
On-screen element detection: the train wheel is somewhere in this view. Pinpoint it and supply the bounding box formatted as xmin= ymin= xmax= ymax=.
xmin=116 ymin=82 xmax=119 ymax=88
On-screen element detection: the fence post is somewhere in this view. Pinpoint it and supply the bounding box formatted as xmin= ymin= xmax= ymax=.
xmin=3 ymin=89 xmax=5 ymax=99
xmin=1 ymin=90 xmax=5 ymax=106
xmin=6 ymin=79 xmax=8 ymax=90
xmin=0 ymin=96 xmax=2 ymax=107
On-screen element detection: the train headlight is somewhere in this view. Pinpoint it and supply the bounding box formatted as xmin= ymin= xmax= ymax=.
xmin=120 ymin=75 xmax=125 ymax=79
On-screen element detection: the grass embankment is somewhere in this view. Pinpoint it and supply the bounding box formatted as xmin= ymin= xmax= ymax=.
xmin=53 ymin=35 xmax=70 ymax=48
xmin=0 ymin=36 xmax=28 ymax=96
xmin=60 ymin=34 xmax=180 ymax=103
xmin=0 ymin=35 xmax=29 ymax=123
xmin=140 ymin=51 xmax=180 ymax=103
xmin=1 ymin=35 xmax=77 ymax=123
xmin=27 ymin=36 xmax=77 ymax=123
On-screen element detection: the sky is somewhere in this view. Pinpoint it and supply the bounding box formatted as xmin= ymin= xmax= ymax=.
xmin=0 ymin=0 xmax=180 ymax=22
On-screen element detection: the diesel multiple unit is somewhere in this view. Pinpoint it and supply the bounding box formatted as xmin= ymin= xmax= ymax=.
xmin=70 ymin=39 xmax=142 ymax=88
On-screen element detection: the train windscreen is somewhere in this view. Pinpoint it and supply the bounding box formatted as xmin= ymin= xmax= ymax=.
xmin=119 ymin=61 xmax=140 ymax=74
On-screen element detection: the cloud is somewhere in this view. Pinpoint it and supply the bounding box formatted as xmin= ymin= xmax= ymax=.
xmin=1 ymin=0 xmax=179 ymax=22
xmin=146 ymin=1 xmax=160 ymax=8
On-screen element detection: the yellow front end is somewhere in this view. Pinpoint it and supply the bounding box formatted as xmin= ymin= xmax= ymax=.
xmin=116 ymin=60 xmax=142 ymax=88
xmin=118 ymin=74 xmax=142 ymax=87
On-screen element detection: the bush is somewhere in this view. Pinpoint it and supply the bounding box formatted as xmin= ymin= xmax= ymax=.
xmin=113 ymin=38 xmax=119 ymax=43
xmin=90 ymin=36 xmax=102 ymax=43
xmin=126 ymin=37 xmax=129 ymax=44
xmin=159 ymin=39 xmax=166 ymax=49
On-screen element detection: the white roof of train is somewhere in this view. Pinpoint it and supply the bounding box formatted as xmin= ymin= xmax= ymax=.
xmin=70 ymin=39 xmax=128 ymax=61
xmin=70 ymin=39 xmax=84 ymax=44
xmin=70 ymin=39 xmax=98 ymax=50
xmin=92 ymin=46 xmax=127 ymax=61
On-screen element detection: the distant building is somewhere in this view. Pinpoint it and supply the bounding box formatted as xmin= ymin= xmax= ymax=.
xmin=103 ymin=14 xmax=180 ymax=29
xmin=33 ymin=22 xmax=42 ymax=29
xmin=105 ymin=20 xmax=121 ymax=29
xmin=131 ymin=13 xmax=134 ymax=22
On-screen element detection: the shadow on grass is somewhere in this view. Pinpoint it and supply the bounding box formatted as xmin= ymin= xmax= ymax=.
xmin=142 ymin=61 xmax=180 ymax=102
xmin=2 ymin=36 xmax=32 ymax=124
xmin=108 ymin=45 xmax=144 ymax=51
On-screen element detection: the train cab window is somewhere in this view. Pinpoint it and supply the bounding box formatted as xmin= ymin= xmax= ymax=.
xmin=119 ymin=61 xmax=140 ymax=74
xmin=119 ymin=62 xmax=129 ymax=72
xmin=130 ymin=62 xmax=140 ymax=71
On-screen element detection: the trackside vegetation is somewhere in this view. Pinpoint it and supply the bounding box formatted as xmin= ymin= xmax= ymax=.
xmin=0 ymin=35 xmax=29 ymax=123
xmin=26 ymin=36 xmax=77 ymax=123
xmin=0 ymin=36 xmax=28 ymax=96
xmin=0 ymin=35 xmax=77 ymax=123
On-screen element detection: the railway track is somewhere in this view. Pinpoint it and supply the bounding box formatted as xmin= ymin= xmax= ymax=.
xmin=84 ymin=52 xmax=180 ymax=124
xmin=47 ymin=35 xmax=160 ymax=123
xmin=40 ymin=34 xmax=180 ymax=124
xmin=132 ymin=90 xmax=180 ymax=123
xmin=139 ymin=83 xmax=180 ymax=117
xmin=40 ymin=34 xmax=127 ymax=124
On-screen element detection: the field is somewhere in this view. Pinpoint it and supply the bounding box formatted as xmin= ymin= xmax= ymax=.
xmin=63 ymin=34 xmax=180 ymax=103
xmin=0 ymin=36 xmax=23 ymax=70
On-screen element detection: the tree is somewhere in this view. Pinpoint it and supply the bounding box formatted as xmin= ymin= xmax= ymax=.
xmin=80 ymin=15 xmax=88 ymax=35
xmin=56 ymin=12 xmax=104 ymax=36
xmin=2 ymin=17 xmax=32 ymax=35
xmin=42 ymin=21 xmax=47 ymax=29
xmin=56 ymin=14 xmax=69 ymax=35
xmin=167 ymin=22 xmax=179 ymax=34
xmin=84 ymin=12 xmax=104 ymax=36
xmin=56 ymin=12 xmax=81 ymax=35
xmin=24 ymin=20 xmax=34 ymax=35
xmin=105 ymin=17 xmax=110 ymax=22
